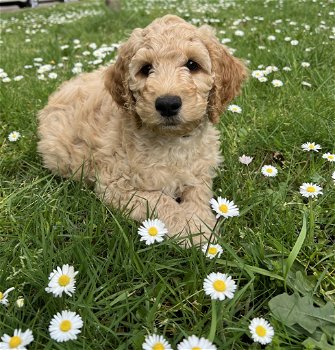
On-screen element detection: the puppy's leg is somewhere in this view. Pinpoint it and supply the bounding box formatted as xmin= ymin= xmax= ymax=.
xmin=95 ymin=179 xmax=193 ymax=242
xmin=180 ymin=183 xmax=217 ymax=244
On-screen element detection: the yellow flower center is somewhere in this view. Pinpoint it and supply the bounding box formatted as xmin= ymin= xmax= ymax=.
xmin=148 ymin=227 xmax=158 ymax=236
xmin=9 ymin=336 xmax=22 ymax=348
xmin=60 ymin=320 xmax=72 ymax=332
xmin=255 ymin=325 xmax=267 ymax=337
xmin=213 ymin=280 xmax=226 ymax=292
xmin=0 ymin=292 xmax=3 ymax=300
xmin=153 ymin=343 xmax=165 ymax=350
xmin=308 ymin=144 xmax=315 ymax=149
xmin=58 ymin=274 xmax=70 ymax=286
xmin=306 ymin=186 xmax=316 ymax=193
xmin=192 ymin=347 xmax=201 ymax=350
xmin=208 ymin=247 xmax=218 ymax=255
xmin=219 ymin=204 xmax=228 ymax=213
xmin=328 ymin=155 xmax=334 ymax=159
xmin=266 ymin=168 xmax=273 ymax=173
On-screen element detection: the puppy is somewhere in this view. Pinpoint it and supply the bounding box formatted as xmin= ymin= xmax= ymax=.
xmin=38 ymin=15 xmax=247 ymax=245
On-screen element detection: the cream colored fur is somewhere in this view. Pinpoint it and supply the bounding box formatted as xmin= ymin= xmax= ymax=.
xmin=37 ymin=15 xmax=247 ymax=246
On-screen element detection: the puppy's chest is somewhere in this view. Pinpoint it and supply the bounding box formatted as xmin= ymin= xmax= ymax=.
xmin=127 ymin=138 xmax=218 ymax=196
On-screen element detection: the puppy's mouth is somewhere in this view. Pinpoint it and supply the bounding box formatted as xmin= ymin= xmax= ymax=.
xmin=160 ymin=115 xmax=181 ymax=127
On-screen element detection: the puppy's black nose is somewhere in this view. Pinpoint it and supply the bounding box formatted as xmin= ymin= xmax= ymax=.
xmin=155 ymin=95 xmax=182 ymax=117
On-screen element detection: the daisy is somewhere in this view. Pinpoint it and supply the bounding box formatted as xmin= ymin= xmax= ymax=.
xmin=49 ymin=310 xmax=83 ymax=342
xmin=290 ymin=39 xmax=299 ymax=45
xmin=271 ymin=79 xmax=283 ymax=87
xmin=301 ymin=62 xmax=310 ymax=67
xmin=16 ymin=297 xmax=24 ymax=308
xmin=177 ymin=335 xmax=217 ymax=350
xmin=0 ymin=328 xmax=34 ymax=349
xmin=301 ymin=142 xmax=322 ymax=152
xmin=8 ymin=131 xmax=21 ymax=142
xmin=261 ymin=165 xmax=278 ymax=177
xmin=227 ymin=104 xmax=242 ymax=113
xmin=202 ymin=243 xmax=223 ymax=259
xmin=234 ymin=30 xmax=245 ymax=37
xmin=48 ymin=72 xmax=58 ymax=79
xmin=239 ymin=154 xmax=253 ymax=165
xmin=45 ymin=264 xmax=78 ymax=297
xmin=203 ymin=272 xmax=237 ymax=300
xmin=209 ymin=197 xmax=239 ymax=219
xmin=251 ymin=70 xmax=265 ymax=79
xmin=299 ymin=183 xmax=323 ymax=198
xmin=322 ymin=152 xmax=335 ymax=162
xmin=13 ymin=75 xmax=24 ymax=81
xmin=258 ymin=76 xmax=268 ymax=82
xmin=142 ymin=334 xmax=172 ymax=350
xmin=249 ymin=317 xmax=274 ymax=345
xmin=0 ymin=287 xmax=15 ymax=306
xmin=138 ymin=219 xmax=168 ymax=245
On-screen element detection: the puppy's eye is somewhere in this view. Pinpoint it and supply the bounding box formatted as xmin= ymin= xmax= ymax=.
xmin=139 ymin=64 xmax=153 ymax=77
xmin=185 ymin=60 xmax=199 ymax=72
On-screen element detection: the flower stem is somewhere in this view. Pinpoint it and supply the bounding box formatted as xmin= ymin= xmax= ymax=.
xmin=308 ymin=198 xmax=315 ymax=244
xmin=208 ymin=300 xmax=217 ymax=342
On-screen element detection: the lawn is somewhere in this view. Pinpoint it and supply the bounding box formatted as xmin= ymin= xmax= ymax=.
xmin=0 ymin=0 xmax=334 ymax=349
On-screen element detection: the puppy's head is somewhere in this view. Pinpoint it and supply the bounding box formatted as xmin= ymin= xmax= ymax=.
xmin=105 ymin=15 xmax=247 ymax=134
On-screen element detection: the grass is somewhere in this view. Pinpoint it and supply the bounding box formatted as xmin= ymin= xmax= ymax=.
xmin=0 ymin=0 xmax=334 ymax=349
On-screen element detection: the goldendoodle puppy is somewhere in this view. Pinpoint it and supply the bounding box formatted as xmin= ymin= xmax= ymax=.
xmin=38 ymin=15 xmax=247 ymax=245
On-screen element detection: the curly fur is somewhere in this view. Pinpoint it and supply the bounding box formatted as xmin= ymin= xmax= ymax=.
xmin=37 ymin=15 xmax=247 ymax=246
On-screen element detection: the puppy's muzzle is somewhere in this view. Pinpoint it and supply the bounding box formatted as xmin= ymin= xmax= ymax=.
xmin=155 ymin=95 xmax=182 ymax=118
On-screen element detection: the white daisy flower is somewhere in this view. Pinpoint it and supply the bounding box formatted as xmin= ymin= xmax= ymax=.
xmin=0 ymin=328 xmax=34 ymax=349
xmin=271 ymin=79 xmax=284 ymax=87
xmin=227 ymin=104 xmax=242 ymax=113
xmin=267 ymin=35 xmax=276 ymax=41
xmin=13 ymin=75 xmax=24 ymax=81
xmin=299 ymin=183 xmax=323 ymax=198
xmin=16 ymin=297 xmax=25 ymax=308
xmin=203 ymin=272 xmax=237 ymax=300
xmin=251 ymin=70 xmax=265 ymax=78
xmin=48 ymin=72 xmax=58 ymax=79
xmin=261 ymin=165 xmax=278 ymax=177
xmin=239 ymin=154 xmax=253 ymax=165
xmin=0 ymin=287 xmax=15 ymax=306
xmin=258 ymin=76 xmax=268 ymax=82
xmin=138 ymin=219 xmax=168 ymax=245
xmin=301 ymin=62 xmax=310 ymax=67
xmin=322 ymin=152 xmax=335 ymax=162
xmin=234 ymin=30 xmax=245 ymax=37
xmin=301 ymin=142 xmax=321 ymax=152
xmin=265 ymin=65 xmax=278 ymax=74
xmin=290 ymin=39 xmax=299 ymax=45
xmin=45 ymin=264 xmax=78 ymax=297
xmin=202 ymin=243 xmax=223 ymax=259
xmin=177 ymin=335 xmax=217 ymax=350
xmin=8 ymin=131 xmax=21 ymax=142
xmin=49 ymin=310 xmax=83 ymax=342
xmin=2 ymin=77 xmax=11 ymax=83
xmin=282 ymin=66 xmax=291 ymax=71
xmin=142 ymin=334 xmax=172 ymax=350
xmin=249 ymin=317 xmax=274 ymax=345
xmin=209 ymin=197 xmax=239 ymax=219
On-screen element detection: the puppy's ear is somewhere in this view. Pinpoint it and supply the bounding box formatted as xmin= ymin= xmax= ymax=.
xmin=199 ymin=25 xmax=248 ymax=124
xmin=104 ymin=28 xmax=143 ymax=112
